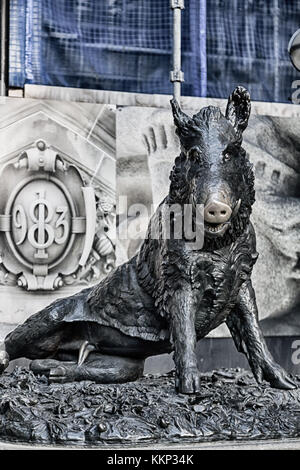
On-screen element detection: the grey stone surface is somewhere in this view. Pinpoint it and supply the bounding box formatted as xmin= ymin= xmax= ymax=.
xmin=24 ymin=84 xmax=300 ymax=117
xmin=0 ymin=98 xmax=116 ymax=195
xmin=0 ymin=98 xmax=116 ymax=329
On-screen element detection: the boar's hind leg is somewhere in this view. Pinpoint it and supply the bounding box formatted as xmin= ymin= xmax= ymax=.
xmin=226 ymin=280 xmax=296 ymax=390
xmin=31 ymin=354 xmax=145 ymax=385
xmin=2 ymin=294 xmax=84 ymax=364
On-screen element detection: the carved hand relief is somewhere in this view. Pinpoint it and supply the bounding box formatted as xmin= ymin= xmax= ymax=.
xmin=0 ymin=140 xmax=116 ymax=291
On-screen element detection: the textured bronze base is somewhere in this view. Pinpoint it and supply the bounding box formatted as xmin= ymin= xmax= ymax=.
xmin=0 ymin=367 xmax=300 ymax=446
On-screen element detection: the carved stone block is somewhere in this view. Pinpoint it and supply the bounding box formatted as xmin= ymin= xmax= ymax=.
xmin=0 ymin=98 xmax=116 ymax=340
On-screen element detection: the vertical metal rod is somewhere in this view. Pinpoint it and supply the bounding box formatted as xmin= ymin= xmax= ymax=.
xmin=0 ymin=0 xmax=9 ymax=96
xmin=170 ymin=0 xmax=184 ymax=103
xmin=173 ymin=6 xmax=181 ymax=102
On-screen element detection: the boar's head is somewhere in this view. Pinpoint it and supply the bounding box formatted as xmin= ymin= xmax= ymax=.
xmin=169 ymin=86 xmax=255 ymax=250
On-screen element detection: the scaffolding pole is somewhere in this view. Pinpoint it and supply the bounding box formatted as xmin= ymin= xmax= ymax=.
xmin=0 ymin=0 xmax=9 ymax=96
xmin=170 ymin=0 xmax=184 ymax=103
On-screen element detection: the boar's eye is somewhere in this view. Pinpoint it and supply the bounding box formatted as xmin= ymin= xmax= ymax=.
xmin=188 ymin=146 xmax=202 ymax=162
xmin=223 ymin=143 xmax=240 ymax=163
xmin=222 ymin=152 xmax=231 ymax=163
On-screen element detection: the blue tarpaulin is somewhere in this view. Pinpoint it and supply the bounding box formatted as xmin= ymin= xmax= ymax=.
xmin=8 ymin=0 xmax=300 ymax=102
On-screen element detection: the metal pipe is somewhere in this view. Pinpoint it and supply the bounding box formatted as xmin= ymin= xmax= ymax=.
xmin=170 ymin=0 xmax=184 ymax=103
xmin=0 ymin=0 xmax=9 ymax=96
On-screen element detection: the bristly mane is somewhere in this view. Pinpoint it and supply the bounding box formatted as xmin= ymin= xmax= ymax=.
xmin=193 ymin=106 xmax=224 ymax=126
xmin=172 ymin=105 xmax=226 ymax=143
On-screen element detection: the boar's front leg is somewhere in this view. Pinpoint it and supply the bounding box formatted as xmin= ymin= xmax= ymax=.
xmin=168 ymin=282 xmax=200 ymax=394
xmin=227 ymin=280 xmax=296 ymax=390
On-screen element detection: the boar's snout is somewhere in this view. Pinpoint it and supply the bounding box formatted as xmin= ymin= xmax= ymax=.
xmin=204 ymin=198 xmax=232 ymax=224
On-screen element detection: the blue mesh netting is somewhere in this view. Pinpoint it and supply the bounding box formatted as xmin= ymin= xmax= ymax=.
xmin=8 ymin=0 xmax=300 ymax=103
xmin=206 ymin=0 xmax=300 ymax=103
xmin=9 ymin=0 xmax=207 ymax=97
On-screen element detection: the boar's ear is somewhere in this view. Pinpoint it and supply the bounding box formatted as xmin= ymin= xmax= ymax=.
xmin=225 ymin=86 xmax=251 ymax=138
xmin=170 ymin=99 xmax=193 ymax=132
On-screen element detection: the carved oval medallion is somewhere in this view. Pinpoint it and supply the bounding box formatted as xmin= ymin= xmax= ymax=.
xmin=9 ymin=179 xmax=72 ymax=267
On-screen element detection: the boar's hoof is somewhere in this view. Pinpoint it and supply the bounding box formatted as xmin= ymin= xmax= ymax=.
xmin=49 ymin=365 xmax=71 ymax=384
xmin=175 ymin=367 xmax=201 ymax=394
xmin=263 ymin=361 xmax=297 ymax=390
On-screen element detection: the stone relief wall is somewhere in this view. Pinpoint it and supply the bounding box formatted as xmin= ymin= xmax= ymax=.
xmin=116 ymin=106 xmax=300 ymax=337
xmin=0 ymin=93 xmax=298 ymax=353
xmin=0 ymin=98 xmax=116 ymax=341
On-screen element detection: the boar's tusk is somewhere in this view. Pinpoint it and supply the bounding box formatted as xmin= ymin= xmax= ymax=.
xmin=232 ymin=199 xmax=241 ymax=217
xmin=78 ymin=340 xmax=96 ymax=366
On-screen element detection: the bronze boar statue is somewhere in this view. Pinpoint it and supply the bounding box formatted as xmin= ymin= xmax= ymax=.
xmin=0 ymin=86 xmax=296 ymax=394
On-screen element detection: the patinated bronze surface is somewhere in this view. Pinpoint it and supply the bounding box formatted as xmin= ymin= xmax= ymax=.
xmin=0 ymin=86 xmax=296 ymax=395
xmin=0 ymin=367 xmax=300 ymax=445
